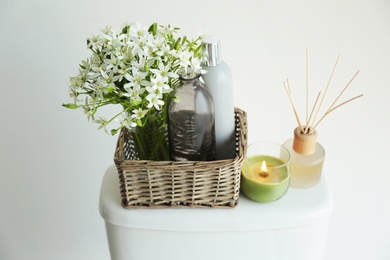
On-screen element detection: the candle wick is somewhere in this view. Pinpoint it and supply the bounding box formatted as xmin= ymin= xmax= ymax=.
xmin=259 ymin=171 xmax=269 ymax=178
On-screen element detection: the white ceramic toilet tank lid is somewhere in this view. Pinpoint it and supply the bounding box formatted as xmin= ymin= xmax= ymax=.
xmin=99 ymin=165 xmax=333 ymax=232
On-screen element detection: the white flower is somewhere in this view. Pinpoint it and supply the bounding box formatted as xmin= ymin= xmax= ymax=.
xmin=124 ymin=68 xmax=150 ymax=89
xmin=150 ymin=63 xmax=178 ymax=79
xmin=146 ymin=93 xmax=164 ymax=110
xmin=155 ymin=44 xmax=175 ymax=60
xmin=146 ymin=84 xmax=163 ymax=99
xmin=81 ymin=97 xmax=95 ymax=120
xmin=190 ymin=57 xmax=201 ymax=71
xmin=131 ymin=55 xmax=149 ymax=72
xmin=150 ymin=74 xmax=170 ymax=92
xmin=99 ymin=69 xmax=118 ymax=92
xmin=131 ymin=108 xmax=148 ymax=120
xmin=131 ymin=34 xmax=153 ymax=53
xmin=103 ymin=31 xmax=126 ymax=50
xmin=157 ymin=24 xmax=176 ymax=37
xmin=129 ymin=22 xmax=148 ymax=38
xmin=113 ymin=63 xmax=128 ymax=82
xmin=177 ymin=50 xmax=193 ymax=69
xmin=123 ymin=85 xmax=145 ymax=102
xmin=87 ymin=34 xmax=102 ymax=50
xmin=100 ymin=25 xmax=112 ymax=35
xmin=94 ymin=116 xmax=109 ymax=132
xmin=104 ymin=55 xmax=124 ymax=72
xmin=120 ymin=112 xmax=137 ymax=129
xmin=150 ymin=35 xmax=165 ymax=51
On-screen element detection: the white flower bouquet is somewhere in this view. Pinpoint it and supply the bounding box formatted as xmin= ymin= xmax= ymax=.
xmin=63 ymin=22 xmax=202 ymax=160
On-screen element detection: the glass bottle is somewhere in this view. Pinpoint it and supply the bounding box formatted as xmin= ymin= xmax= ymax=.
xmin=168 ymin=70 xmax=216 ymax=161
xmin=282 ymin=127 xmax=325 ymax=188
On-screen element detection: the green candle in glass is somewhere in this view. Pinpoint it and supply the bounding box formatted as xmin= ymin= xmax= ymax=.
xmin=241 ymin=141 xmax=290 ymax=202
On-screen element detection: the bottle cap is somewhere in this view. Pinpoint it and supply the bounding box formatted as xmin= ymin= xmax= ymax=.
xmin=293 ymin=127 xmax=318 ymax=155
xmin=201 ymin=35 xmax=221 ymax=66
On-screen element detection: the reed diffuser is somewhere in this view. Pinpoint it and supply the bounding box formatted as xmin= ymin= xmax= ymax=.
xmin=283 ymin=50 xmax=363 ymax=188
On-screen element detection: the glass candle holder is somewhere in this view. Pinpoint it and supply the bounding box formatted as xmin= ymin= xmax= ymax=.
xmin=282 ymin=127 xmax=325 ymax=188
xmin=241 ymin=141 xmax=290 ymax=203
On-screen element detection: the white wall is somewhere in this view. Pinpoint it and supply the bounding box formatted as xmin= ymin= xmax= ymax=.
xmin=1 ymin=0 xmax=389 ymax=259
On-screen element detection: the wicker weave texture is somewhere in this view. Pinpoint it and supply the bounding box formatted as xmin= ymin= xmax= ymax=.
xmin=114 ymin=108 xmax=248 ymax=208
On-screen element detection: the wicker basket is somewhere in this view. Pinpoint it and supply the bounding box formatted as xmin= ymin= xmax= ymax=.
xmin=114 ymin=107 xmax=248 ymax=208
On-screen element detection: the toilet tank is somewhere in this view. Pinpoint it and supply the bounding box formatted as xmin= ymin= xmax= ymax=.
xmin=99 ymin=165 xmax=333 ymax=260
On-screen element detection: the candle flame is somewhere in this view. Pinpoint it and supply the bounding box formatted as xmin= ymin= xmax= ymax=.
xmin=261 ymin=160 xmax=267 ymax=172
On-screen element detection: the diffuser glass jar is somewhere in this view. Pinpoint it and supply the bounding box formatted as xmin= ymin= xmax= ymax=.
xmin=283 ymin=128 xmax=325 ymax=188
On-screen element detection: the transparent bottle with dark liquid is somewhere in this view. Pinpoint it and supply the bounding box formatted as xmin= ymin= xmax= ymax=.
xmin=168 ymin=70 xmax=216 ymax=161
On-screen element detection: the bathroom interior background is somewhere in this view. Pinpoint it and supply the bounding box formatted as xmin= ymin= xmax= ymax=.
xmin=1 ymin=0 xmax=389 ymax=259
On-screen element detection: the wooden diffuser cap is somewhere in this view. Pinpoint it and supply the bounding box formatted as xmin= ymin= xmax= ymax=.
xmin=293 ymin=127 xmax=318 ymax=155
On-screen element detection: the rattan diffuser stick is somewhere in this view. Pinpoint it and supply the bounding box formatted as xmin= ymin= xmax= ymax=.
xmin=284 ymin=79 xmax=304 ymax=132
xmin=284 ymin=50 xmax=363 ymax=135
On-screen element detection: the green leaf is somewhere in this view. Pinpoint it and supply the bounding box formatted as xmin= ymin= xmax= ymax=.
xmin=194 ymin=45 xmax=202 ymax=58
xmin=174 ymin=37 xmax=181 ymax=50
xmin=62 ymin=103 xmax=79 ymax=109
xmin=148 ymin=23 xmax=157 ymax=36
xmin=122 ymin=25 xmax=129 ymax=34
